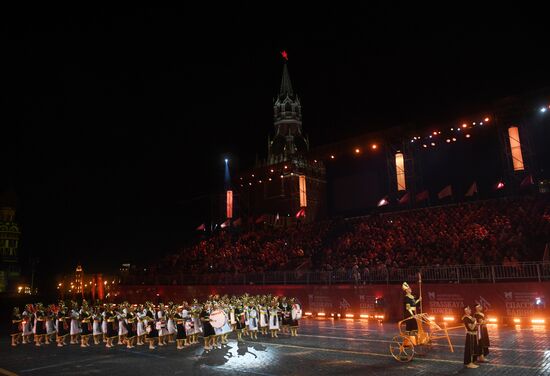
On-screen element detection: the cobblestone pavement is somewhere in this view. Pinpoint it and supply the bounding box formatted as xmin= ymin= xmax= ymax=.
xmin=1 ymin=319 xmax=549 ymax=375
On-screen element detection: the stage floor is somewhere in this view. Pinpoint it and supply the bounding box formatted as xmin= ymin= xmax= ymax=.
xmin=1 ymin=319 xmax=548 ymax=375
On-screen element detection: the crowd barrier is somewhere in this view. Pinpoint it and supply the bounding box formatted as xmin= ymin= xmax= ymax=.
xmin=122 ymin=262 xmax=550 ymax=286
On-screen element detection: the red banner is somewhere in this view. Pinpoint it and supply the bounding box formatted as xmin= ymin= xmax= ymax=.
xmin=112 ymin=282 xmax=549 ymax=321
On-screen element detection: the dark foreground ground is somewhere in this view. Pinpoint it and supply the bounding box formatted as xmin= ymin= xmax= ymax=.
xmin=0 ymin=319 xmax=548 ymax=376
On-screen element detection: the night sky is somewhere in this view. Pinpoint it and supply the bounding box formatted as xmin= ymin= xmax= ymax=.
xmin=2 ymin=6 xmax=550 ymax=289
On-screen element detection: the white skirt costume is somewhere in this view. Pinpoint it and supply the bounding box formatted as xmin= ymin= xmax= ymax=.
xmin=70 ymin=310 xmax=81 ymax=335
xmin=93 ymin=316 xmax=102 ymax=336
xmin=259 ymin=308 xmax=268 ymax=328
xmin=46 ymin=319 xmax=56 ymax=335
xmin=167 ymin=317 xmax=177 ymax=335
xmin=22 ymin=313 xmax=33 ymax=336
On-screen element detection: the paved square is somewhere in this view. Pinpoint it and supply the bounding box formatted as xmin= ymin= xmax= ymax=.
xmin=1 ymin=319 xmax=548 ymax=375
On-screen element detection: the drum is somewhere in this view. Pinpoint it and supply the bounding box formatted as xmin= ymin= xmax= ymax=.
xmin=291 ymin=304 xmax=302 ymax=320
xmin=209 ymin=309 xmax=227 ymax=329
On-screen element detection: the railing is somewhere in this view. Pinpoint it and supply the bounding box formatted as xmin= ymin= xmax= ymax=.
xmin=122 ymin=261 xmax=550 ymax=286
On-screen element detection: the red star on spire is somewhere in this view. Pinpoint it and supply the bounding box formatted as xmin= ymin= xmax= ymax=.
xmin=281 ymin=50 xmax=288 ymax=61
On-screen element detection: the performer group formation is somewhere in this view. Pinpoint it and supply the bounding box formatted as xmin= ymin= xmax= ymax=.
xmin=9 ymin=294 xmax=303 ymax=351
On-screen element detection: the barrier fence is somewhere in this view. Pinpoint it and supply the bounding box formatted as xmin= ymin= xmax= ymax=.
xmin=122 ymin=262 xmax=550 ymax=286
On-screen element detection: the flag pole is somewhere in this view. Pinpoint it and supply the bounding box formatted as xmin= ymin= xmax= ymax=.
xmin=418 ymin=271 xmax=423 ymax=314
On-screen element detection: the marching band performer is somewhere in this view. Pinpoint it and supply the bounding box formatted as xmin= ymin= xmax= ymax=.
xmin=22 ymin=304 xmax=33 ymax=344
xmin=45 ymin=305 xmax=57 ymax=344
xmin=289 ymin=298 xmax=301 ymax=337
xmin=280 ymin=297 xmax=291 ymax=335
xmin=56 ymin=302 xmax=69 ymax=347
xmin=117 ymin=302 xmax=129 ymax=346
xmin=136 ymin=304 xmax=147 ymax=346
xmin=462 ymin=306 xmax=481 ymax=369
xmin=11 ymin=307 xmax=23 ymax=346
xmin=156 ymin=303 xmax=168 ymax=346
xmin=234 ymin=299 xmax=246 ymax=342
xmin=188 ymin=299 xmax=202 ymax=345
xmin=101 ymin=305 xmax=108 ymax=343
xmin=125 ymin=305 xmax=137 ymax=349
xmin=247 ymin=301 xmax=259 ymax=339
xmin=167 ymin=302 xmax=177 ymax=343
xmin=174 ymin=305 xmax=187 ymax=349
xmin=145 ymin=302 xmax=158 ymax=350
xmin=105 ymin=304 xmax=118 ymax=348
xmin=33 ymin=303 xmax=46 ymax=346
xmin=474 ymin=304 xmax=490 ymax=362
xmin=402 ymin=282 xmax=421 ymax=332
xmin=69 ymin=301 xmax=81 ymax=345
xmin=268 ymin=301 xmax=280 ymax=338
xmin=79 ymin=300 xmax=92 ymax=347
xmin=259 ymin=299 xmax=269 ymax=336
xmin=200 ymin=302 xmax=215 ymax=350
xmin=92 ymin=305 xmax=103 ymax=345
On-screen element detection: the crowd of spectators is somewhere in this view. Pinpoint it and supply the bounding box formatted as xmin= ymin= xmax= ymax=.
xmin=142 ymin=195 xmax=550 ymax=278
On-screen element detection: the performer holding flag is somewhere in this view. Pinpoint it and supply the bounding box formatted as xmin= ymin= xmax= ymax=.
xmin=402 ymin=280 xmax=421 ymax=333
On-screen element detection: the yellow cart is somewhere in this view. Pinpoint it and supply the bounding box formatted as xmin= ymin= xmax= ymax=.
xmin=389 ymin=313 xmax=462 ymax=362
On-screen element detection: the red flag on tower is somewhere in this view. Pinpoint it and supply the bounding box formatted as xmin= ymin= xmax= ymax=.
xmin=398 ymin=192 xmax=410 ymax=205
xmin=415 ymin=190 xmax=429 ymax=203
xmin=520 ymin=174 xmax=534 ymax=188
xmin=196 ymin=223 xmax=206 ymax=231
xmin=465 ymin=182 xmax=478 ymax=197
xmin=438 ymin=185 xmax=453 ymax=199
xmin=295 ymin=208 xmax=306 ymax=218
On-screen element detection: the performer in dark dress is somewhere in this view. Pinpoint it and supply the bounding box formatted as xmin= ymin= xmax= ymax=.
xmin=105 ymin=305 xmax=118 ymax=348
xmin=474 ymin=304 xmax=490 ymax=361
xmin=34 ymin=303 xmax=46 ymax=346
xmin=56 ymin=302 xmax=69 ymax=347
xmin=200 ymin=303 xmax=215 ymax=350
xmin=79 ymin=302 xmax=92 ymax=347
xmin=462 ymin=306 xmax=480 ymax=368
xmin=11 ymin=307 xmax=23 ymax=347
xmin=145 ymin=302 xmax=158 ymax=350
xmin=125 ymin=306 xmax=137 ymax=349
xmin=234 ymin=300 xmax=246 ymax=342
xmin=402 ymin=282 xmax=421 ymax=332
xmin=174 ymin=306 xmax=187 ymax=350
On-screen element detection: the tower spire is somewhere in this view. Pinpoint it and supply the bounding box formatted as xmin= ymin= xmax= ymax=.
xmin=279 ymin=63 xmax=294 ymax=98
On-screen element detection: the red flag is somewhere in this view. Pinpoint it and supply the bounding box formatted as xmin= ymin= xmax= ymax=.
xmin=233 ymin=218 xmax=242 ymax=227
xmin=415 ymin=190 xmax=429 ymax=202
xmin=398 ymin=192 xmax=410 ymax=205
xmin=465 ymin=182 xmax=478 ymax=197
xmin=295 ymin=208 xmax=306 ymax=218
xmin=377 ymin=196 xmax=389 ymax=207
xmin=520 ymin=174 xmax=534 ymax=188
xmin=196 ymin=223 xmax=206 ymax=231
xmin=438 ymin=185 xmax=453 ymax=199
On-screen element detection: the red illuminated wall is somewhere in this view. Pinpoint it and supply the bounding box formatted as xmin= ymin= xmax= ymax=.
xmin=112 ymin=282 xmax=549 ymax=321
